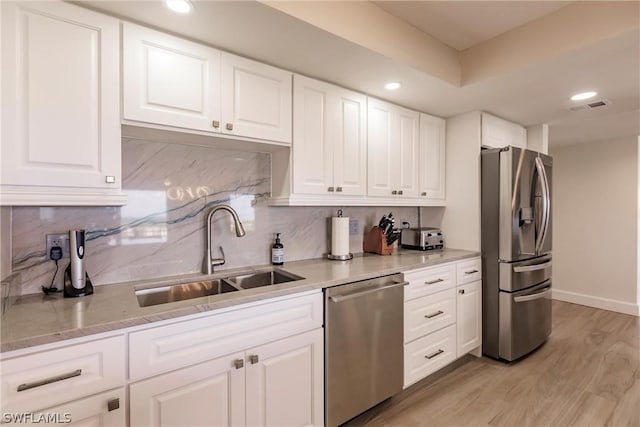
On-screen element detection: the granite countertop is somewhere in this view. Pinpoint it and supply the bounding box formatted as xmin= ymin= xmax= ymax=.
xmin=1 ymin=248 xmax=479 ymax=353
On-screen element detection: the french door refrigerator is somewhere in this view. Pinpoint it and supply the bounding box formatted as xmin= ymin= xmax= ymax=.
xmin=481 ymin=146 xmax=552 ymax=361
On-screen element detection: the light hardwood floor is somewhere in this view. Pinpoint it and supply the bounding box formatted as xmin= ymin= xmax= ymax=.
xmin=344 ymin=301 xmax=640 ymax=427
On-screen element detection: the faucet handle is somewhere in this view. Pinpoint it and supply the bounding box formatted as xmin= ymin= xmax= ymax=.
xmin=219 ymin=246 xmax=226 ymax=260
xmin=211 ymin=246 xmax=226 ymax=267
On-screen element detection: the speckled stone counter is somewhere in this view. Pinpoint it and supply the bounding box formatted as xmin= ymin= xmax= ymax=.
xmin=1 ymin=249 xmax=479 ymax=353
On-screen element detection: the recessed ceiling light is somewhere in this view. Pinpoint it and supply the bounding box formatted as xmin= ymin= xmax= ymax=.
xmin=164 ymin=0 xmax=193 ymax=14
xmin=570 ymin=91 xmax=597 ymax=101
xmin=384 ymin=82 xmax=401 ymax=91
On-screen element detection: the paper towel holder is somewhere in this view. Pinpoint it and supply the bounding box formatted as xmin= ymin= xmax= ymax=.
xmin=328 ymin=209 xmax=353 ymax=261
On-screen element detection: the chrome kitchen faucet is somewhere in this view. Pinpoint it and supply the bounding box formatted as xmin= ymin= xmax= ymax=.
xmin=202 ymin=205 xmax=246 ymax=274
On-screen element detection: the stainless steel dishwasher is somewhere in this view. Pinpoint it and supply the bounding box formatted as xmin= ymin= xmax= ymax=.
xmin=325 ymin=273 xmax=407 ymax=427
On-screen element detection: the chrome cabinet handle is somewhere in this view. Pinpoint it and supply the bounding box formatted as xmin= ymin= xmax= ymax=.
xmin=234 ymin=359 xmax=244 ymax=369
xmin=336 ymin=187 xmax=343 ymax=192
xmin=464 ymin=269 xmax=479 ymax=275
xmin=105 ymin=176 xmax=116 ymax=184
xmin=249 ymin=354 xmax=259 ymax=364
xmin=212 ymin=120 xmax=220 ymax=128
xmin=398 ymin=190 xmax=403 ymax=195
xmin=107 ymin=398 xmax=120 ymax=412
xmin=226 ymin=123 xmax=234 ymax=131
xmin=425 ymin=349 xmax=444 ymax=359
xmin=329 ymin=281 xmax=408 ymax=303
xmin=328 ymin=187 xmax=335 ymax=192
xmin=17 ymin=369 xmax=82 ymax=392
xmin=424 ymin=310 xmax=444 ymax=319
xmin=391 ymin=190 xmax=398 ymax=195
xmin=424 ymin=278 xmax=444 ymax=285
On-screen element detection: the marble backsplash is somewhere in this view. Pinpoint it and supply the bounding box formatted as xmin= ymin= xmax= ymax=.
xmin=7 ymin=138 xmax=444 ymax=296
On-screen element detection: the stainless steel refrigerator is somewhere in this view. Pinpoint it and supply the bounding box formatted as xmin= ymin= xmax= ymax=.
xmin=481 ymin=146 xmax=552 ymax=361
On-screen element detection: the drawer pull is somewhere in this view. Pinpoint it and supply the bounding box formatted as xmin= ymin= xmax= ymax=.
xmin=17 ymin=369 xmax=82 ymax=392
xmin=424 ymin=310 xmax=444 ymax=319
xmin=233 ymin=359 xmax=244 ymax=369
xmin=464 ymin=269 xmax=479 ymax=275
xmin=424 ymin=278 xmax=444 ymax=285
xmin=425 ymin=349 xmax=444 ymax=360
xmin=107 ymin=398 xmax=120 ymax=412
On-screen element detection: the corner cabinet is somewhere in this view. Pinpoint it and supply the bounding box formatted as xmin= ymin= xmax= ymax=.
xmin=0 ymin=1 xmax=125 ymax=206
xmin=419 ymin=113 xmax=446 ymax=201
xmin=122 ymin=22 xmax=292 ymax=145
xmin=367 ymin=98 xmax=420 ymax=200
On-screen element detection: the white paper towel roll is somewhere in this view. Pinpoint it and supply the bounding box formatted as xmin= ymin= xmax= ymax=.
xmin=331 ymin=217 xmax=350 ymax=256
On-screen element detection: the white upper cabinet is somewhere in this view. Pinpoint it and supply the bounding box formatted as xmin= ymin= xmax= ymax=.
xmin=122 ymin=23 xmax=221 ymax=133
xmin=367 ymin=98 xmax=419 ymax=199
xmin=122 ymin=23 xmax=292 ymax=144
xmin=291 ymin=75 xmax=366 ymax=197
xmin=419 ymin=113 xmax=446 ymax=201
xmin=221 ymin=53 xmax=292 ymax=144
xmin=1 ymin=1 xmax=125 ymax=206
xmin=481 ymin=112 xmax=527 ymax=149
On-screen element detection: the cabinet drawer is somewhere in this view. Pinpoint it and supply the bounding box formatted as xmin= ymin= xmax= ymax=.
xmin=405 ymin=288 xmax=456 ymax=343
xmin=129 ymin=292 xmax=322 ymax=380
xmin=404 ymin=324 xmax=456 ymax=389
xmin=1 ymin=335 xmax=125 ymax=413
xmin=457 ymin=257 xmax=482 ymax=285
xmin=404 ymin=263 xmax=456 ymax=301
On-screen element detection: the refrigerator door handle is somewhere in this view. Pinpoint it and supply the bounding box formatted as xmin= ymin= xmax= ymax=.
xmin=534 ymin=157 xmax=550 ymax=254
xmin=513 ymin=261 xmax=552 ymax=273
xmin=513 ymin=286 xmax=552 ymax=303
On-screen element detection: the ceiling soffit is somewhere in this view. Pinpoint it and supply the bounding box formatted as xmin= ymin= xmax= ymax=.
xmin=261 ymin=1 xmax=640 ymax=88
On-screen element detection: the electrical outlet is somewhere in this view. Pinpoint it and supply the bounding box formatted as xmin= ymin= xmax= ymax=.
xmin=349 ymin=219 xmax=359 ymax=235
xmin=46 ymin=234 xmax=70 ymax=259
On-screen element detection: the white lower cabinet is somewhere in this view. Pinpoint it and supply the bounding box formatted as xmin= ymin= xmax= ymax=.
xmin=129 ymin=352 xmax=246 ymax=427
xmin=130 ymin=329 xmax=323 ymax=427
xmin=457 ymin=280 xmax=482 ymax=357
xmin=246 ymin=329 xmax=324 ymax=427
xmin=403 ymin=257 xmax=482 ymax=389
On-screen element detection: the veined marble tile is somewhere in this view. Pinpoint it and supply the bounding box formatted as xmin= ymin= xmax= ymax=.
xmin=9 ymin=139 xmax=440 ymax=295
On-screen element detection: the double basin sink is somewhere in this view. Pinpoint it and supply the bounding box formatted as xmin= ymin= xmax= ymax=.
xmin=135 ymin=268 xmax=304 ymax=307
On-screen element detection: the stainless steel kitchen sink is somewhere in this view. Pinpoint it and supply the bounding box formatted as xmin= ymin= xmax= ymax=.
xmin=135 ymin=279 xmax=238 ymax=307
xmin=225 ymin=269 xmax=304 ymax=289
xmin=135 ymin=268 xmax=305 ymax=307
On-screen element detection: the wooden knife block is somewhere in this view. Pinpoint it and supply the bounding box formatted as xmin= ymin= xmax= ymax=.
xmin=363 ymin=226 xmax=394 ymax=255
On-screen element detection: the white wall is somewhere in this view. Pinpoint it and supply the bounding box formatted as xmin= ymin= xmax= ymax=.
xmin=550 ymin=137 xmax=638 ymax=315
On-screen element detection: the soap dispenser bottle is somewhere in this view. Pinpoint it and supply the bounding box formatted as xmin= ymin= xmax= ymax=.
xmin=271 ymin=233 xmax=284 ymax=265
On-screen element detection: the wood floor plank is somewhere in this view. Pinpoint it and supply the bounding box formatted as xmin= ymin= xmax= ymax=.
xmin=343 ymin=301 xmax=640 ymax=427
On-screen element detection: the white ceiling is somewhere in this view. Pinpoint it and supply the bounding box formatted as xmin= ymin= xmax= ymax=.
xmin=372 ymin=1 xmax=572 ymax=51
xmin=79 ymin=0 xmax=639 ymax=148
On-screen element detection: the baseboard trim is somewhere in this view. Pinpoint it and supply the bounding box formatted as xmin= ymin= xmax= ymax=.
xmin=552 ymin=289 xmax=639 ymax=316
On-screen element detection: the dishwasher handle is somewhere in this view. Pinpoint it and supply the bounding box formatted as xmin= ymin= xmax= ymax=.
xmin=328 ymin=281 xmax=408 ymax=303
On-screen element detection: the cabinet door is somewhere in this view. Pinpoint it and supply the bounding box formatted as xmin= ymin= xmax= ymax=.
xmin=246 ymin=329 xmax=324 ymax=427
xmin=481 ymin=113 xmax=527 ymax=149
xmin=25 ymin=388 xmax=126 ymax=427
xmin=1 ymin=1 xmax=120 ymax=190
xmin=395 ymin=107 xmax=420 ymax=198
xmin=457 ymin=281 xmax=482 ymax=357
xmin=333 ymin=89 xmax=367 ymax=196
xmin=130 ymin=353 xmax=245 ymax=427
xmin=367 ymin=99 xmax=394 ymax=197
xmin=419 ymin=113 xmax=446 ymax=200
xmin=292 ymin=76 xmax=333 ymax=195
xmin=221 ymin=53 xmax=292 ymax=143
xmin=122 ymin=23 xmax=221 ymax=133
